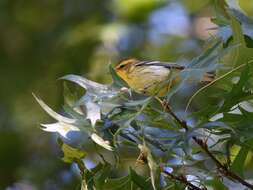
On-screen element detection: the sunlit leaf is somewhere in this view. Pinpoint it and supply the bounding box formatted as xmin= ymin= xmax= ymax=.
xmin=81 ymin=179 xmax=88 ymax=190
xmin=61 ymin=74 xmax=118 ymax=97
xmin=82 ymin=96 xmax=101 ymax=126
xmin=33 ymin=93 xmax=76 ymax=124
xmin=91 ymin=133 xmax=114 ymax=151
xmin=58 ymin=139 xmax=86 ymax=163
xmin=61 ymin=75 xmax=120 ymax=125
xmin=231 ymin=146 xmax=248 ymax=177
xmin=41 ymin=122 xmax=80 ymax=139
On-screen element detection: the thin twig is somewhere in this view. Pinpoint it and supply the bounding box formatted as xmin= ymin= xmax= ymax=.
xmin=75 ymin=159 xmax=86 ymax=178
xmin=157 ymin=97 xmax=253 ymax=189
xmin=162 ymin=169 xmax=205 ymax=190
xmin=185 ymin=63 xmax=246 ymax=112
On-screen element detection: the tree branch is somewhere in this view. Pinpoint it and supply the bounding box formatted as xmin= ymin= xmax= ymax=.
xmin=192 ymin=137 xmax=253 ymax=189
xmin=158 ymin=98 xmax=253 ymax=189
xmin=162 ymin=169 xmax=206 ymax=190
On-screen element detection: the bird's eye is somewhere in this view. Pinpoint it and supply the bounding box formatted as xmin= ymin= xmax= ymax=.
xmin=116 ymin=63 xmax=127 ymax=69
xmin=117 ymin=59 xmax=135 ymax=69
xmin=119 ymin=64 xmax=126 ymax=69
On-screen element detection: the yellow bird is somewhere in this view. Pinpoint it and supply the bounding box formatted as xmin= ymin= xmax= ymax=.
xmin=115 ymin=58 xmax=214 ymax=97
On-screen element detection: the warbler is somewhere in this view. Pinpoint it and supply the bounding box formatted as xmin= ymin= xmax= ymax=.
xmin=115 ymin=58 xmax=214 ymax=97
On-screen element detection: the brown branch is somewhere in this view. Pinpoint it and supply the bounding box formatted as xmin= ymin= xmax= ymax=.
xmin=162 ymin=169 xmax=206 ymax=190
xmin=158 ymin=98 xmax=253 ymax=189
xmin=162 ymin=101 xmax=188 ymax=131
xmin=193 ymin=137 xmax=253 ymax=189
xmin=75 ymin=159 xmax=86 ymax=178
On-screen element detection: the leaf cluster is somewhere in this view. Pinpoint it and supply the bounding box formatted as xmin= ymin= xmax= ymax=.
xmin=35 ymin=2 xmax=253 ymax=190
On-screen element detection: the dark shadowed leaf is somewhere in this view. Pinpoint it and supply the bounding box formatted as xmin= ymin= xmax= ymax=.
xmin=103 ymin=175 xmax=132 ymax=190
xmin=129 ymin=167 xmax=152 ymax=189
xmin=205 ymin=177 xmax=228 ymax=190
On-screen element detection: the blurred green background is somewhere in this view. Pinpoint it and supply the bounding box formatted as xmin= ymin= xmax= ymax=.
xmin=0 ymin=0 xmax=252 ymax=189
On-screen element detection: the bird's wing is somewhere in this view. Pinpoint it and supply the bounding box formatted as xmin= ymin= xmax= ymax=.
xmin=135 ymin=61 xmax=185 ymax=70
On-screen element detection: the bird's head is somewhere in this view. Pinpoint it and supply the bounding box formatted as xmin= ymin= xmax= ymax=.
xmin=114 ymin=58 xmax=139 ymax=79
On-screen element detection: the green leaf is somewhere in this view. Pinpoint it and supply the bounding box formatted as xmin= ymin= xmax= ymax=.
xmin=230 ymin=9 xmax=253 ymax=41
xmin=82 ymin=96 xmax=101 ymax=126
xmin=103 ymin=175 xmax=132 ymax=190
xmin=214 ymin=0 xmax=229 ymax=21
xmin=61 ymin=75 xmax=123 ymax=126
xmin=41 ymin=122 xmax=81 ymax=139
xmin=58 ymin=139 xmax=86 ymax=163
xmin=34 ymin=94 xmax=82 ymax=138
xmin=123 ymin=97 xmax=152 ymax=107
xmin=229 ymin=13 xmax=248 ymax=67
xmin=231 ymin=146 xmax=248 ymax=177
xmin=163 ymin=179 xmax=186 ymax=190
xmin=205 ymin=177 xmax=228 ymax=190
xmin=214 ymin=1 xmax=253 ymax=43
xmin=91 ymin=133 xmax=114 ymax=151
xmin=63 ymin=82 xmax=85 ymax=108
xmin=109 ymin=63 xmax=128 ymax=88
xmin=166 ymin=40 xmax=223 ymax=101
xmin=81 ymin=163 xmax=140 ymax=190
xmin=129 ymin=167 xmax=152 ymax=189
xmin=138 ymin=144 xmax=160 ymax=190
xmin=83 ymin=163 xmax=104 ymax=190
xmin=81 ymin=179 xmax=88 ymax=190
xmin=94 ymin=163 xmax=111 ymax=189
xmin=230 ymin=12 xmax=246 ymax=48
xmin=187 ymin=40 xmax=222 ymax=68
xmin=61 ymin=74 xmax=118 ymax=97
xmin=62 ymin=104 xmax=88 ymax=123
xmin=220 ymin=64 xmax=253 ymax=112
xmin=33 ymin=93 xmax=76 ymax=124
